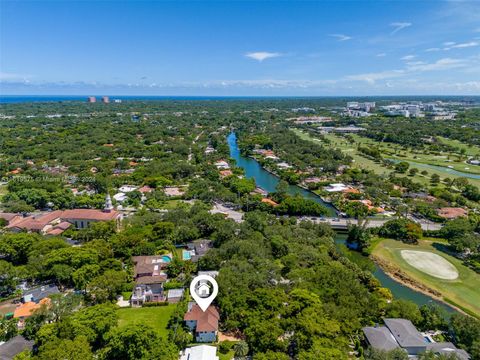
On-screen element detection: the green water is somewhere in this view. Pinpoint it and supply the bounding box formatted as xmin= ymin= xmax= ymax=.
xmin=228 ymin=132 xmax=337 ymax=216
xmin=228 ymin=132 xmax=454 ymax=312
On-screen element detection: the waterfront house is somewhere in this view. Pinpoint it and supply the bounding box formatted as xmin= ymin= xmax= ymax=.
xmin=363 ymin=318 xmax=470 ymax=359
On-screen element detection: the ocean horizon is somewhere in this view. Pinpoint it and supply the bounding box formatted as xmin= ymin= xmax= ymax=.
xmin=1 ymin=94 xmax=479 ymax=104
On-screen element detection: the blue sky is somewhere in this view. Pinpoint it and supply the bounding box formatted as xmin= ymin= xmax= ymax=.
xmin=1 ymin=0 xmax=479 ymax=95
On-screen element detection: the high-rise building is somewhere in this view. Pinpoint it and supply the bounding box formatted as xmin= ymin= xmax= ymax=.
xmin=87 ymin=96 xmax=96 ymax=103
xmin=102 ymin=96 xmax=110 ymax=104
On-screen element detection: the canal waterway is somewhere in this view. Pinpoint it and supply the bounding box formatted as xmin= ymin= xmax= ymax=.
xmin=227 ymin=132 xmax=337 ymax=216
xmin=228 ymin=132 xmax=454 ymax=312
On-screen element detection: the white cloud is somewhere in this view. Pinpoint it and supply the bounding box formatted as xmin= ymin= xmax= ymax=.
xmin=425 ymin=48 xmax=441 ymax=52
xmin=450 ymin=41 xmax=478 ymax=48
xmin=390 ymin=22 xmax=412 ymax=34
xmin=406 ymin=57 xmax=467 ymax=71
xmin=376 ymin=53 xmax=387 ymax=57
xmin=406 ymin=61 xmax=426 ymax=66
xmin=329 ymin=34 xmax=352 ymax=41
xmin=345 ymin=70 xmax=405 ymax=84
xmin=345 ymin=57 xmax=470 ymax=84
xmin=0 ymin=72 xmax=32 ymax=81
xmin=401 ymin=55 xmax=416 ymax=61
xmin=245 ymin=52 xmax=281 ymax=62
xmin=443 ymin=41 xmax=456 ymax=46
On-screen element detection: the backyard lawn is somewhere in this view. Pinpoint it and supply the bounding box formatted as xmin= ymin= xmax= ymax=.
xmin=117 ymin=305 xmax=177 ymax=337
xmin=218 ymin=350 xmax=234 ymax=360
xmin=372 ymin=238 xmax=480 ymax=317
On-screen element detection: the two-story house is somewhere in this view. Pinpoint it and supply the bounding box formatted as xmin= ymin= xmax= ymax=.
xmin=184 ymin=303 xmax=219 ymax=343
xmin=131 ymin=254 xmax=171 ymax=306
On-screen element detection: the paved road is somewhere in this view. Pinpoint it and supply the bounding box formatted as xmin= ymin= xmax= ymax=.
xmin=210 ymin=202 xmax=443 ymax=230
xmin=302 ymin=217 xmax=443 ymax=231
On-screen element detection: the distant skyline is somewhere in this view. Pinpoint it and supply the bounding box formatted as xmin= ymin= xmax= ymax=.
xmin=1 ymin=0 xmax=479 ymax=96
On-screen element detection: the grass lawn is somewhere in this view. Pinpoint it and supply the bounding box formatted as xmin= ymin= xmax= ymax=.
xmin=160 ymin=199 xmax=183 ymax=210
xmin=372 ymin=238 xmax=480 ymax=316
xmin=0 ymin=185 xmax=7 ymax=200
xmin=437 ymin=137 xmax=480 ymax=157
xmin=117 ymin=305 xmax=176 ymax=337
xmin=218 ymin=350 xmax=234 ymax=360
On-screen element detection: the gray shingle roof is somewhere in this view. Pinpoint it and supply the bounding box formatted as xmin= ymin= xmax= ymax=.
xmin=427 ymin=342 xmax=471 ymax=360
xmin=0 ymin=336 xmax=34 ymax=360
xmin=23 ymin=284 xmax=59 ymax=302
xmin=383 ymin=318 xmax=426 ymax=348
xmin=363 ymin=326 xmax=400 ymax=351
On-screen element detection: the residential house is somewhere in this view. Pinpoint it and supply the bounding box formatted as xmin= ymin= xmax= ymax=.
xmin=0 ymin=213 xmax=22 ymax=227
xmin=261 ymin=198 xmax=278 ymax=207
xmin=138 ymin=185 xmax=153 ymax=194
xmin=437 ymin=207 xmax=468 ymax=220
xmin=213 ymin=160 xmax=230 ymax=170
xmin=131 ymin=254 xmax=171 ymax=306
xmin=219 ymin=170 xmax=233 ymax=178
xmin=163 ymin=186 xmax=186 ymax=197
xmin=184 ymin=304 xmax=219 ymax=343
xmin=325 ymin=183 xmax=348 ymax=192
xmin=14 ymin=298 xmax=50 ymax=328
xmin=277 ymin=162 xmax=292 ymax=169
xmin=179 ymin=345 xmax=219 ymax=360
xmin=197 ymin=271 xmax=219 ymax=279
xmin=186 ymin=240 xmax=213 ymax=262
xmin=0 ymin=336 xmax=34 ymax=360
xmin=6 ymin=211 xmax=69 ymax=236
xmin=22 ymin=284 xmax=59 ymax=303
xmin=118 ymin=185 xmax=138 ymax=193
xmin=250 ymin=187 xmax=268 ymax=197
xmin=363 ymin=318 xmax=470 ymax=359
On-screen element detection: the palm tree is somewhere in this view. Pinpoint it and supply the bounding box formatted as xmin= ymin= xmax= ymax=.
xmin=233 ymin=341 xmax=249 ymax=359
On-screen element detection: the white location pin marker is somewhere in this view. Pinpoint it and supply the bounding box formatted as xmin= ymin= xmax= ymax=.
xmin=190 ymin=274 xmax=218 ymax=312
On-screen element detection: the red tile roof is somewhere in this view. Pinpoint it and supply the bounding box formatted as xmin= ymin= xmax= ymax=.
xmin=261 ymin=198 xmax=279 ymax=206
xmin=61 ymin=209 xmax=120 ymax=221
xmin=7 ymin=211 xmax=63 ymax=231
xmin=6 ymin=209 xmax=120 ymax=233
xmin=184 ymin=305 xmax=219 ymax=332
xmin=437 ymin=207 xmax=468 ymax=219
xmin=0 ymin=213 xmax=21 ymax=223
xmin=138 ymin=185 xmax=153 ymax=193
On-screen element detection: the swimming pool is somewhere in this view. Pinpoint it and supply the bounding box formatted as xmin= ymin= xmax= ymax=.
xmin=182 ymin=250 xmax=192 ymax=261
xmin=162 ymin=255 xmax=172 ymax=263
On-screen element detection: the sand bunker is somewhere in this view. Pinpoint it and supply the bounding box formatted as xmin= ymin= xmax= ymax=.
xmin=400 ymin=250 xmax=459 ymax=280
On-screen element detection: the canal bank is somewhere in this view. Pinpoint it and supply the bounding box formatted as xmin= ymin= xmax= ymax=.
xmin=228 ymin=132 xmax=455 ymax=313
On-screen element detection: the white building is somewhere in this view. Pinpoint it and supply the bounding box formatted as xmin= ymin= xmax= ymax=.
xmin=118 ymin=185 xmax=138 ymax=193
xmin=180 ymin=345 xmax=219 ymax=360
xmin=325 ymin=183 xmax=348 ymax=192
